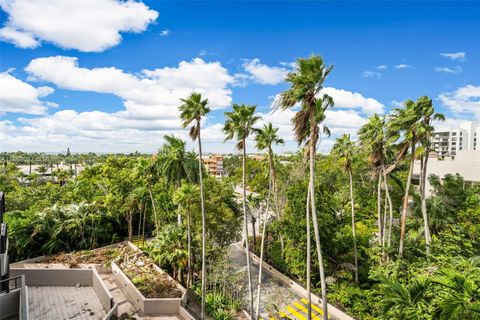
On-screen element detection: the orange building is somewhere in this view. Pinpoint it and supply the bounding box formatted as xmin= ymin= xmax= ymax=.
xmin=202 ymin=155 xmax=225 ymax=178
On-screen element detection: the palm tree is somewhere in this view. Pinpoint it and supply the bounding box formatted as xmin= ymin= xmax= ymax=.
xmin=358 ymin=115 xmax=395 ymax=250
xmin=255 ymin=123 xmax=284 ymax=216
xmin=254 ymin=122 xmax=284 ymax=318
xmin=173 ymin=182 xmax=199 ymax=288
xmin=136 ymin=158 xmax=160 ymax=235
xmin=432 ymin=268 xmax=480 ymax=319
xmin=223 ymin=103 xmax=260 ymax=319
xmin=388 ymin=98 xmax=424 ymax=257
xmin=247 ymin=193 xmax=260 ymax=250
xmin=380 ymin=276 xmax=431 ymax=319
xmin=275 ymin=55 xmax=333 ymax=319
xmin=416 ymin=96 xmax=444 ymax=255
xmin=332 ymin=134 xmax=359 ymax=283
xmin=179 ymin=92 xmax=210 ymax=318
xmin=158 ymin=135 xmax=198 ymax=224
xmin=149 ymin=224 xmax=189 ymax=282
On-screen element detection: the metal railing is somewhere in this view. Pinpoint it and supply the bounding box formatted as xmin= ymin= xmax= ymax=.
xmin=0 ymin=275 xmax=24 ymax=294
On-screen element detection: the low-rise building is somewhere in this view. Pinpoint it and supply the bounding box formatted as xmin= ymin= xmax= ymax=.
xmin=413 ymin=150 xmax=480 ymax=197
xmin=202 ymin=155 xmax=225 ymax=178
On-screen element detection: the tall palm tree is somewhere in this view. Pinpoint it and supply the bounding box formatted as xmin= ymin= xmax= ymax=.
xmin=275 ymin=55 xmax=333 ymax=319
xmin=358 ymin=115 xmax=395 ymax=250
xmin=332 ymin=134 xmax=359 ymax=283
xmin=416 ymin=96 xmax=444 ymax=255
xmin=179 ymin=92 xmax=210 ymax=318
xmin=388 ymin=99 xmax=424 ymax=257
xmin=254 ymin=122 xmax=284 ymax=318
xmin=247 ymin=193 xmax=260 ymax=250
xmin=223 ymin=103 xmax=260 ymax=319
xmin=173 ymin=182 xmax=199 ymax=288
xmin=255 ymin=123 xmax=285 ymax=216
xmin=136 ymin=158 xmax=160 ymax=235
xmin=158 ymin=135 xmax=198 ymax=224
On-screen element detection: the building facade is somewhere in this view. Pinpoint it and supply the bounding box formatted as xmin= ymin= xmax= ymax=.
xmin=202 ymin=155 xmax=225 ymax=178
xmin=432 ymin=121 xmax=480 ymax=158
xmin=413 ymin=150 xmax=480 ymax=197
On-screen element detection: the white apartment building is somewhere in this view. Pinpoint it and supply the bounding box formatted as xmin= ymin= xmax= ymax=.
xmin=432 ymin=121 xmax=480 ymax=158
xmin=413 ymin=150 xmax=480 ymax=197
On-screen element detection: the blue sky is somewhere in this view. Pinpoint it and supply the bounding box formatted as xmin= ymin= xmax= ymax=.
xmin=0 ymin=1 xmax=479 ymax=153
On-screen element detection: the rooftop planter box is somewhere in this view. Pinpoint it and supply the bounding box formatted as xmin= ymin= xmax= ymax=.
xmin=111 ymin=252 xmax=186 ymax=315
xmin=10 ymin=242 xmax=135 ymax=271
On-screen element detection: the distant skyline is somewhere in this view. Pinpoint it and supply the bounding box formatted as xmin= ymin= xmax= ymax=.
xmin=0 ymin=1 xmax=479 ymax=153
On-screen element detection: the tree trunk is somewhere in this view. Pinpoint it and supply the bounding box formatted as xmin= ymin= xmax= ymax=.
xmin=198 ymin=125 xmax=208 ymax=320
xmin=377 ymin=172 xmax=383 ymax=246
xmin=349 ymin=170 xmax=358 ymax=284
xmin=242 ymin=138 xmax=254 ymax=319
xmin=420 ymin=152 xmax=432 ymax=255
xmin=127 ymin=211 xmax=133 ymax=241
xmin=142 ymin=201 xmax=147 ymax=247
xmin=137 ymin=202 xmax=143 ymax=238
xmin=187 ymin=209 xmax=193 ymax=288
xmin=279 ymin=234 xmax=285 ymax=259
xmin=306 ymin=186 xmax=312 ymax=320
xmin=399 ymin=142 xmax=415 ymax=257
xmin=255 ymin=172 xmax=272 ymax=319
xmin=252 ymin=215 xmax=257 ymax=251
xmin=147 ymin=183 xmax=160 ymax=236
xmin=309 ymin=113 xmax=328 ymax=320
xmin=382 ymin=169 xmax=394 ymax=248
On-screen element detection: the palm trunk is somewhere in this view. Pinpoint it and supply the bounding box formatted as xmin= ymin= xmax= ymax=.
xmin=382 ymin=169 xmax=394 ymax=248
xmin=420 ymin=152 xmax=432 ymax=255
xmin=198 ymin=125 xmax=207 ymax=320
xmin=187 ymin=209 xmax=193 ymax=288
xmin=399 ymin=142 xmax=415 ymax=257
xmin=137 ymin=202 xmax=143 ymax=238
xmin=147 ymin=183 xmax=160 ymax=236
xmin=349 ymin=170 xmax=358 ymax=284
xmin=309 ymin=114 xmax=328 ymax=320
xmin=142 ymin=201 xmax=147 ymax=247
xmin=306 ymin=186 xmax=312 ymax=320
xmin=377 ymin=172 xmax=383 ymax=246
xmin=255 ymin=172 xmax=272 ymax=319
xmin=252 ymin=214 xmax=257 ymax=251
xmin=127 ymin=211 xmax=133 ymax=241
xmin=242 ymin=138 xmax=254 ymax=319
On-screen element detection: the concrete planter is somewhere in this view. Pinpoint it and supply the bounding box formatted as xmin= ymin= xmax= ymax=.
xmin=111 ymin=260 xmax=186 ymax=315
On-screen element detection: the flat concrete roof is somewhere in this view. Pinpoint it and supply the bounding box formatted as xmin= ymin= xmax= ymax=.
xmin=28 ymin=286 xmax=106 ymax=320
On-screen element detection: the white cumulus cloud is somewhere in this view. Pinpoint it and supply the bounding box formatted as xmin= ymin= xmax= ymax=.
xmin=241 ymin=58 xmax=289 ymax=85
xmin=439 ymin=85 xmax=480 ymax=119
xmin=0 ymin=70 xmax=55 ymax=114
xmin=25 ymin=56 xmax=235 ymax=120
xmin=321 ymin=87 xmax=384 ymax=115
xmin=0 ymin=56 xmax=238 ymax=152
xmin=0 ymin=0 xmax=158 ymax=52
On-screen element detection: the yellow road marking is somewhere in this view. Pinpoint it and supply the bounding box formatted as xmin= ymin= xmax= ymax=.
xmin=300 ymin=298 xmax=326 ymax=317
xmin=286 ymin=305 xmax=307 ymax=320
xmin=294 ymin=301 xmax=321 ymax=320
